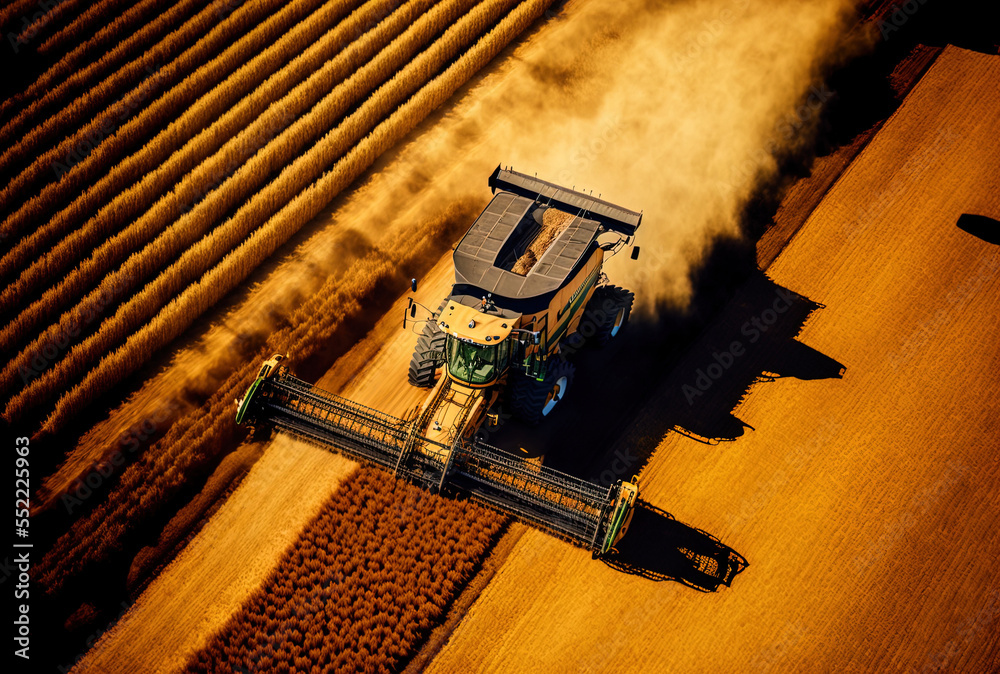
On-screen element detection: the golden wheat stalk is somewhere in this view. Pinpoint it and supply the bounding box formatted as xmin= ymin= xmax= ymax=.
xmin=0 ymin=0 xmax=371 ymax=324
xmin=2 ymin=0 xmax=484 ymax=419
xmin=34 ymin=0 xmax=551 ymax=600
xmin=0 ymin=0 xmax=42 ymax=27
xmin=0 ymin=0 xmax=206 ymax=151
xmin=36 ymin=0 xmax=135 ymax=57
xmin=0 ymin=0 xmax=295 ymax=235
xmin=12 ymin=0 xmax=89 ymax=53
xmin=187 ymin=467 xmax=503 ymax=672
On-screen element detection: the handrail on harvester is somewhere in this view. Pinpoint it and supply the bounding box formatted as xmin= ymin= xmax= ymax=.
xmin=488 ymin=164 xmax=642 ymax=236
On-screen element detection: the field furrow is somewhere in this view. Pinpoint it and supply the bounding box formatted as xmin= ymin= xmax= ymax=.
xmin=35 ymin=0 xmax=548 ymax=614
xmin=0 ymin=0 xmax=329 ymax=258
xmin=0 ymin=0 xmax=288 ymax=228
xmin=11 ymin=0 xmax=89 ymax=51
xmin=34 ymin=214 xmax=466 ymax=596
xmin=72 ymin=434 xmax=361 ymax=674
xmin=4 ymin=0 xmax=512 ymax=430
xmin=0 ymin=0 xmax=209 ymax=152
xmin=35 ymin=0 xmax=133 ymax=57
xmin=8 ymin=1 xmax=993 ymax=673
xmin=0 ymin=0 xmax=40 ymax=30
xmin=0 ymin=0 xmax=371 ymax=329
xmin=0 ymin=0 xmax=224 ymax=226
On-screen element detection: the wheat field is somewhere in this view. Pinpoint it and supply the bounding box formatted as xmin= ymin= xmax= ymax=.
xmin=5 ymin=0 xmax=995 ymax=672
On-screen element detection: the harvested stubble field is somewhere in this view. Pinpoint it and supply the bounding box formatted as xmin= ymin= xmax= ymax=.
xmin=4 ymin=0 xmax=997 ymax=672
xmin=426 ymin=45 xmax=1000 ymax=673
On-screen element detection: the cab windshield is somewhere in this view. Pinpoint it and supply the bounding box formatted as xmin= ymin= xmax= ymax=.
xmin=447 ymin=336 xmax=507 ymax=385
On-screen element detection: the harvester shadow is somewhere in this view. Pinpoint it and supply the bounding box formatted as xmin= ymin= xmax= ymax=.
xmin=496 ymin=264 xmax=847 ymax=480
xmin=642 ymin=272 xmax=845 ymax=448
xmin=602 ymin=501 xmax=748 ymax=592
xmin=957 ymin=214 xmax=1000 ymax=245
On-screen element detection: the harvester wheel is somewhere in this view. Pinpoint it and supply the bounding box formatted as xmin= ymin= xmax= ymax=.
xmin=510 ymin=358 xmax=576 ymax=426
xmin=407 ymin=300 xmax=447 ymax=387
xmin=587 ymin=285 xmax=634 ymax=347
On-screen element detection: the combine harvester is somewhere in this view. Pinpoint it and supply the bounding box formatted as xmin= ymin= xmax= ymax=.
xmin=237 ymin=167 xmax=642 ymax=557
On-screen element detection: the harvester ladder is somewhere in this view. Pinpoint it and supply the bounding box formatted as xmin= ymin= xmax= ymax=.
xmin=394 ymin=376 xmax=452 ymax=478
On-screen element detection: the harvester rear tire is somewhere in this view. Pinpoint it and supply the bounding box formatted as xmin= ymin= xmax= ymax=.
xmin=407 ymin=300 xmax=447 ymax=387
xmin=510 ymin=358 xmax=576 ymax=426
xmin=588 ymin=285 xmax=634 ymax=347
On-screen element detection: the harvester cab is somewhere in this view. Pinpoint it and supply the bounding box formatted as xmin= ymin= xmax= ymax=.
xmin=236 ymin=167 xmax=643 ymax=558
xmin=437 ymin=301 xmax=517 ymax=387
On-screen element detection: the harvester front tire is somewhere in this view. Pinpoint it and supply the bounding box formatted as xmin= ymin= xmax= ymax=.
xmin=510 ymin=358 xmax=576 ymax=426
xmin=588 ymin=285 xmax=634 ymax=347
xmin=407 ymin=301 xmax=447 ymax=387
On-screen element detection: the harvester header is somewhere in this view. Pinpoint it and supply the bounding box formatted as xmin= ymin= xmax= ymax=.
xmin=235 ymin=362 xmax=637 ymax=556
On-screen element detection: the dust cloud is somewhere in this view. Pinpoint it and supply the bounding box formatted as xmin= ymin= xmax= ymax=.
xmin=327 ymin=0 xmax=865 ymax=313
xmin=59 ymin=0 xmax=865 ymax=497
xmin=152 ymin=0 xmax=868 ymax=387
xmin=129 ymin=0 xmax=868 ymax=358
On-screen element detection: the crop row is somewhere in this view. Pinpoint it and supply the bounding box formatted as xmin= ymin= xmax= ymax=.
xmin=185 ymin=467 xmax=505 ymax=673
xmin=34 ymin=0 xmax=133 ymax=57
xmin=0 ymin=0 xmax=208 ymax=159
xmin=0 ymin=0 xmax=39 ymax=29
xmin=0 ymin=0 xmax=286 ymax=230
xmin=2 ymin=0 xmax=503 ymax=428
xmin=10 ymin=0 xmax=87 ymax=53
xmin=0 ymin=0 xmax=371 ymax=328
xmin=34 ymin=0 xmax=548 ymax=602
xmin=18 ymin=0 xmax=122 ymax=59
